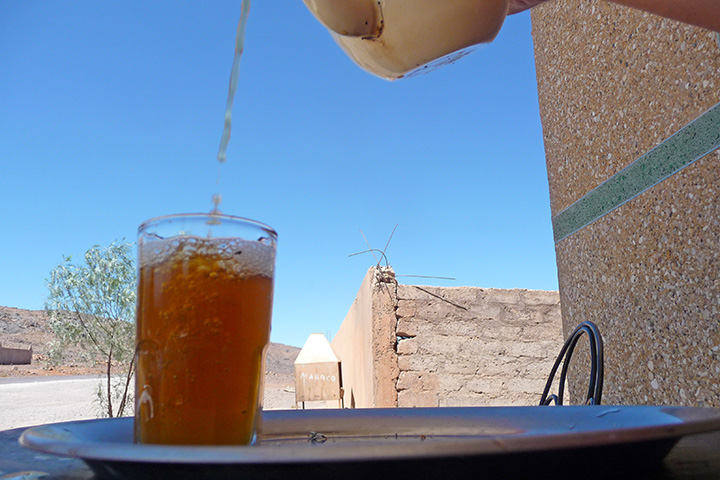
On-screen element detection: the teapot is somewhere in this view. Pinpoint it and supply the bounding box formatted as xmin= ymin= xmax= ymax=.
xmin=302 ymin=0 xmax=509 ymax=79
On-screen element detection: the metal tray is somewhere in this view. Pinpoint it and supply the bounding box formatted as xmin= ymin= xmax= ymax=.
xmin=19 ymin=406 xmax=720 ymax=479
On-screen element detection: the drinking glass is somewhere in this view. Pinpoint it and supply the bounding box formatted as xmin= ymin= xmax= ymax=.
xmin=134 ymin=213 xmax=277 ymax=445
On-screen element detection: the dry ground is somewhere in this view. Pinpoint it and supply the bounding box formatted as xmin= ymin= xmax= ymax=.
xmin=1 ymin=306 xmax=304 ymax=430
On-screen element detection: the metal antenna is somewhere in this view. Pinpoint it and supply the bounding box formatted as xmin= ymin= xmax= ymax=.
xmin=358 ymin=229 xmax=380 ymax=266
xmin=348 ymin=248 xmax=389 ymax=266
xmin=348 ymin=225 xmax=455 ymax=282
xmin=396 ymin=274 xmax=456 ymax=280
xmin=381 ymin=224 xmax=398 ymax=262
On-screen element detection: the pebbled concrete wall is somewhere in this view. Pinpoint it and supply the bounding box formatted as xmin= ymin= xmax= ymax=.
xmin=532 ymin=0 xmax=720 ymax=406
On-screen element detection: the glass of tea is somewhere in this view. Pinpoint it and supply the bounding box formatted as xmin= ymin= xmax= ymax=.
xmin=134 ymin=213 xmax=277 ymax=445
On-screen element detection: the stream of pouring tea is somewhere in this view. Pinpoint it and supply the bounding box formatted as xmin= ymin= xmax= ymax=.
xmin=211 ymin=0 xmax=251 ymax=216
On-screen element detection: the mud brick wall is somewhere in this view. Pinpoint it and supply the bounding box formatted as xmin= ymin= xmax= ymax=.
xmin=331 ymin=267 xmax=564 ymax=408
xmin=395 ymin=285 xmax=563 ymax=407
xmin=331 ymin=268 xmax=400 ymax=408
xmin=0 ymin=344 xmax=32 ymax=365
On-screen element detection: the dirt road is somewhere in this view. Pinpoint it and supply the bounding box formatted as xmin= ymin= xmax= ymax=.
xmin=0 ymin=373 xmax=298 ymax=430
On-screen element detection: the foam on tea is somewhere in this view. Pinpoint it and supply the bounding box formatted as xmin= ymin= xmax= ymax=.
xmin=139 ymin=236 xmax=275 ymax=278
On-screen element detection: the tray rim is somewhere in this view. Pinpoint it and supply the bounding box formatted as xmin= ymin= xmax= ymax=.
xmin=19 ymin=405 xmax=720 ymax=465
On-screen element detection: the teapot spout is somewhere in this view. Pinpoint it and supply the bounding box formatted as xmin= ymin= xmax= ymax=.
xmin=302 ymin=0 xmax=381 ymax=37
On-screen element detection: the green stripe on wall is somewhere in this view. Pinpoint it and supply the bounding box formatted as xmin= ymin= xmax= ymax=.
xmin=552 ymin=102 xmax=720 ymax=243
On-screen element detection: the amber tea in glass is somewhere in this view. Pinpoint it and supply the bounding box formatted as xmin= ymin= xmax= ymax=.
xmin=134 ymin=213 xmax=276 ymax=445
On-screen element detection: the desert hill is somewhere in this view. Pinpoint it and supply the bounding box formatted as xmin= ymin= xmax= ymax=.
xmin=0 ymin=305 xmax=300 ymax=378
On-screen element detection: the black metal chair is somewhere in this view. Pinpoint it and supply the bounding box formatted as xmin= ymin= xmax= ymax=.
xmin=539 ymin=321 xmax=604 ymax=406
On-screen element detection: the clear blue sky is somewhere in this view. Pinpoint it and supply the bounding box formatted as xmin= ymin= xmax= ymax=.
xmin=1 ymin=1 xmax=556 ymax=348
